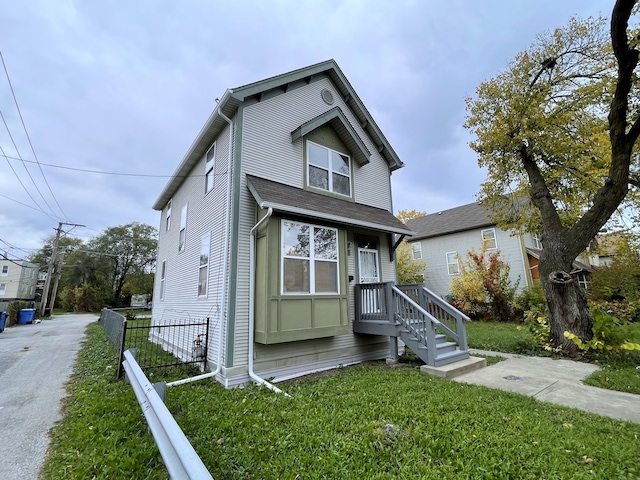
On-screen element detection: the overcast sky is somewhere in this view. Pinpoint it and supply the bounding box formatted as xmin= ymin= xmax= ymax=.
xmin=0 ymin=0 xmax=609 ymax=258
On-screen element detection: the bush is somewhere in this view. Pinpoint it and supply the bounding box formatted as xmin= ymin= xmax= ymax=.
xmin=564 ymin=309 xmax=640 ymax=353
xmin=8 ymin=300 xmax=27 ymax=326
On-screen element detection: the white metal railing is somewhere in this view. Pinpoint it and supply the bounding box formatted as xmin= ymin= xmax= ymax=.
xmin=122 ymin=349 xmax=213 ymax=480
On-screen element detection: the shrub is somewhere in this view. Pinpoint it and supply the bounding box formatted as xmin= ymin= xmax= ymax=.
xmin=8 ymin=300 xmax=27 ymax=326
xmin=564 ymin=309 xmax=640 ymax=353
xmin=450 ymin=246 xmax=518 ymax=321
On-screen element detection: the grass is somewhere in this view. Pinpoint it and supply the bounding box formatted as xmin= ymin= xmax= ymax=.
xmin=42 ymin=322 xmax=640 ymax=479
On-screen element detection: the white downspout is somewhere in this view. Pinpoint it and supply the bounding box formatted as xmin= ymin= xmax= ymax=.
xmin=249 ymin=207 xmax=289 ymax=396
xmin=167 ymin=107 xmax=234 ymax=388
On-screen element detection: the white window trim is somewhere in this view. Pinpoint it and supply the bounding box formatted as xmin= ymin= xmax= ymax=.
xmin=165 ymin=199 xmax=172 ymax=231
xmin=306 ymin=140 xmax=351 ymax=197
xmin=281 ymin=219 xmax=340 ymax=295
xmin=179 ymin=204 xmax=188 ymax=252
xmin=0 ymin=283 xmax=6 ymax=295
xmin=482 ymin=228 xmax=497 ymax=249
xmin=159 ymin=260 xmax=166 ymax=300
xmin=198 ymin=234 xmax=210 ymax=297
xmin=205 ymin=143 xmax=216 ymax=193
xmin=446 ymin=251 xmax=460 ymax=276
xmin=533 ymin=233 xmax=543 ymax=249
xmin=412 ymin=242 xmax=422 ymax=260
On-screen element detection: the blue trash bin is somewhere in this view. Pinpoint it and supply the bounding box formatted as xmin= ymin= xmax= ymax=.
xmin=0 ymin=312 xmax=6 ymax=332
xmin=17 ymin=308 xmax=36 ymax=325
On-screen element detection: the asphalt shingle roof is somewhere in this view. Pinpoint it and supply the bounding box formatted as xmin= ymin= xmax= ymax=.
xmin=407 ymin=201 xmax=495 ymax=241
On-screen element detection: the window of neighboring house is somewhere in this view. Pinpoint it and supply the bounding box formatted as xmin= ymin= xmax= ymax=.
xmin=446 ymin=252 xmax=460 ymax=275
xmin=198 ymin=234 xmax=210 ymax=297
xmin=1 ymin=265 xmax=7 ymax=276
xmin=179 ymin=204 xmax=188 ymax=252
xmin=165 ymin=199 xmax=172 ymax=231
xmin=205 ymin=143 xmax=215 ymax=193
xmin=533 ymin=233 xmax=543 ymax=249
xmin=412 ymin=242 xmax=422 ymax=260
xmin=482 ymin=228 xmax=497 ymax=249
xmin=577 ymin=273 xmax=591 ymax=291
xmin=0 ymin=283 xmax=5 ymax=295
xmin=281 ymin=219 xmax=339 ymax=294
xmin=159 ymin=260 xmax=166 ymax=300
xmin=307 ymin=141 xmax=351 ymax=197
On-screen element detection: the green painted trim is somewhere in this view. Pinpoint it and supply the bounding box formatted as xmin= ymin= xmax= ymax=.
xmin=255 ymin=325 xmax=351 ymax=344
xmin=225 ymin=104 xmax=245 ymax=368
xmin=291 ymin=107 xmax=370 ymax=167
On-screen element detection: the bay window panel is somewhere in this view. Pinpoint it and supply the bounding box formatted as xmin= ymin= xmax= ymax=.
xmin=282 ymin=222 xmax=310 ymax=257
xmin=283 ymin=258 xmax=310 ymax=293
xmin=314 ymin=227 xmax=337 ymax=259
xmin=315 ymin=261 xmax=338 ymax=293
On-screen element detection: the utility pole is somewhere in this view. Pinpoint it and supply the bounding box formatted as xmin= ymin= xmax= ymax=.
xmin=39 ymin=222 xmax=85 ymax=317
xmin=48 ymin=251 xmax=64 ymax=314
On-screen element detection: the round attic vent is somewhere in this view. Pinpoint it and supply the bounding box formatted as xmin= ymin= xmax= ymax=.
xmin=321 ymin=88 xmax=334 ymax=105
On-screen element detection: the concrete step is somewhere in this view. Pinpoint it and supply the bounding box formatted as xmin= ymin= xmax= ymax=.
xmin=420 ymin=356 xmax=487 ymax=379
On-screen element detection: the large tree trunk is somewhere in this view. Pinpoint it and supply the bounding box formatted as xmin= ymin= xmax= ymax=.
xmin=539 ymin=250 xmax=592 ymax=357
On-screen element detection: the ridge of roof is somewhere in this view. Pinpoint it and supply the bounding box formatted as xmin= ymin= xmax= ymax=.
xmin=407 ymin=201 xmax=495 ymax=240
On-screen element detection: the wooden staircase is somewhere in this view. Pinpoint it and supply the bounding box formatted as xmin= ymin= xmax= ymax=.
xmin=353 ymin=283 xmax=473 ymax=368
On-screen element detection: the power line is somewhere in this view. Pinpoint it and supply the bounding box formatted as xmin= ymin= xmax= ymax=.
xmin=0 ymin=50 xmax=70 ymax=221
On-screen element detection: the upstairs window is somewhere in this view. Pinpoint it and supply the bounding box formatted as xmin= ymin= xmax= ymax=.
xmin=205 ymin=143 xmax=216 ymax=193
xmin=533 ymin=233 xmax=543 ymax=249
xmin=307 ymin=141 xmax=351 ymax=197
xmin=482 ymin=228 xmax=497 ymax=249
xmin=1 ymin=265 xmax=7 ymax=276
xmin=412 ymin=242 xmax=422 ymax=260
xmin=179 ymin=204 xmax=188 ymax=252
xmin=165 ymin=200 xmax=172 ymax=231
xmin=446 ymin=252 xmax=460 ymax=275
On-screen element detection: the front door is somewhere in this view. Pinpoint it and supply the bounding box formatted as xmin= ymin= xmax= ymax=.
xmin=358 ymin=246 xmax=380 ymax=313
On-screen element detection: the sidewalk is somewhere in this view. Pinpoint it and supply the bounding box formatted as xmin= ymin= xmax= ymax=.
xmin=453 ymin=349 xmax=640 ymax=424
xmin=0 ymin=313 xmax=97 ymax=480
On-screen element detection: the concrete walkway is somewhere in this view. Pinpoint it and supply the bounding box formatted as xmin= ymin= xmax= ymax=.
xmin=453 ymin=349 xmax=640 ymax=424
xmin=0 ymin=313 xmax=97 ymax=480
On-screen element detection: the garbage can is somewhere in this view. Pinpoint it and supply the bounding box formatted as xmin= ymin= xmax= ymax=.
xmin=17 ymin=308 xmax=36 ymax=325
xmin=0 ymin=312 xmax=6 ymax=332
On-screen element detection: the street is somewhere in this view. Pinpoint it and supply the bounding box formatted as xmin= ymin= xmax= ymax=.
xmin=0 ymin=313 xmax=97 ymax=480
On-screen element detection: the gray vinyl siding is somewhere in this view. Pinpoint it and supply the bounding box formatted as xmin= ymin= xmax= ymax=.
xmin=241 ymin=77 xmax=392 ymax=209
xmin=416 ymin=227 xmax=528 ymax=298
xmin=152 ymin=121 xmax=234 ymax=368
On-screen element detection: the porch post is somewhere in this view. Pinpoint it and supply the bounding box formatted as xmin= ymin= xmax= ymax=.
xmin=385 ymin=282 xmax=399 ymax=363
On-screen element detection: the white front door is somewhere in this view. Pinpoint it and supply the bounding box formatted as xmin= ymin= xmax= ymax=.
xmin=358 ymin=248 xmax=379 ymax=284
xmin=358 ymin=247 xmax=380 ymax=313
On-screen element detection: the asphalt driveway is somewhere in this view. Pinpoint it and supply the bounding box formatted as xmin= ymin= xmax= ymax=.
xmin=0 ymin=313 xmax=97 ymax=480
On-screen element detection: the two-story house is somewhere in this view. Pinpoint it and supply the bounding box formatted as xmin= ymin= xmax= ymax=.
xmin=0 ymin=259 xmax=39 ymax=307
xmin=152 ymin=60 xmax=473 ymax=388
xmin=406 ymin=201 xmax=594 ymax=298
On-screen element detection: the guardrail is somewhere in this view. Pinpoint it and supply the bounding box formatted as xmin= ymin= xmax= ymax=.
xmin=122 ymin=349 xmax=213 ymax=480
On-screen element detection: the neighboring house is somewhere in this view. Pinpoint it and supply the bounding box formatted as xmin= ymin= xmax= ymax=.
xmin=0 ymin=259 xmax=38 ymax=302
xmin=152 ymin=60 xmax=469 ymax=388
xmin=406 ymin=201 xmax=609 ymax=297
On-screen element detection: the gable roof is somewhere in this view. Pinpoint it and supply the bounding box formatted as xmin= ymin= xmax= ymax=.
xmin=246 ymin=175 xmax=412 ymax=235
xmin=153 ymin=59 xmax=402 ymax=210
xmin=407 ymin=201 xmax=495 ymax=241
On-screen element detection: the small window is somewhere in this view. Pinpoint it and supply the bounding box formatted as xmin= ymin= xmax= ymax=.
xmin=1 ymin=265 xmax=7 ymax=276
xmin=307 ymin=141 xmax=351 ymax=197
xmin=159 ymin=260 xmax=166 ymax=300
xmin=576 ymin=273 xmax=590 ymax=291
xmin=0 ymin=283 xmax=5 ymax=295
xmin=281 ymin=220 xmax=339 ymax=294
xmin=411 ymin=242 xmax=422 ymax=260
xmin=179 ymin=204 xmax=188 ymax=252
xmin=165 ymin=200 xmax=172 ymax=231
xmin=446 ymin=252 xmax=459 ymax=275
xmin=198 ymin=234 xmax=210 ymax=297
xmin=482 ymin=228 xmax=497 ymax=249
xmin=533 ymin=233 xmax=543 ymax=249
xmin=205 ymin=143 xmax=215 ymax=193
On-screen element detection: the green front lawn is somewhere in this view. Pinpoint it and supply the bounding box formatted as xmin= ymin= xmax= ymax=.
xmin=42 ymin=322 xmax=640 ymax=479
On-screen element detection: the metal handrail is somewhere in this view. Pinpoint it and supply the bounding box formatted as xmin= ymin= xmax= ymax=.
xmin=123 ymin=349 xmax=213 ymax=480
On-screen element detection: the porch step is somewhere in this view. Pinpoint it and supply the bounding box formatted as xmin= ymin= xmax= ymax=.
xmin=420 ymin=356 xmax=486 ymax=379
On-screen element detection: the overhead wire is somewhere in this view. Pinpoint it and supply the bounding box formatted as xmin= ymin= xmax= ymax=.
xmin=0 ymin=50 xmax=70 ymax=221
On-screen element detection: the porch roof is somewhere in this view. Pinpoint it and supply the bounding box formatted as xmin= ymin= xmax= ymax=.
xmin=246 ymin=175 xmax=413 ymax=235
